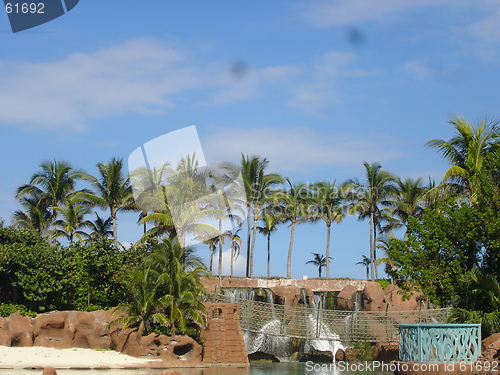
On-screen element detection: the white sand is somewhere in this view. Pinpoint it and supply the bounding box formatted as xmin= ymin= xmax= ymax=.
xmin=0 ymin=345 xmax=162 ymax=369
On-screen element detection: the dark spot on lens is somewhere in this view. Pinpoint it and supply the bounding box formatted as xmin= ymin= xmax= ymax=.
xmin=346 ymin=27 xmax=365 ymax=46
xmin=230 ymin=60 xmax=248 ymax=79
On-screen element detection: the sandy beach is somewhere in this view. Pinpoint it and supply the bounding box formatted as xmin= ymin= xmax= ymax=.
xmin=0 ymin=345 xmax=162 ymax=369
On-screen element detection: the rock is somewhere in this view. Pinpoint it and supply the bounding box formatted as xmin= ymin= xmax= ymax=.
xmin=335 ymin=348 xmax=345 ymax=361
xmin=374 ymin=341 xmax=399 ymax=362
xmin=299 ymin=349 xmax=334 ymax=363
xmin=479 ymin=333 xmax=500 ymax=363
xmin=270 ymin=286 xmax=302 ymax=307
xmin=42 ymin=367 xmax=57 ymax=375
xmin=336 ymin=285 xmax=358 ymax=310
xmin=7 ymin=312 xmax=34 ymax=347
xmin=362 ymin=282 xmax=422 ymax=311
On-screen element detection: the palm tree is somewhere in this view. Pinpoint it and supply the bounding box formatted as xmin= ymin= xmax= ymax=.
xmin=310 ymin=181 xmax=346 ymax=278
xmin=146 ymin=238 xmax=207 ymax=335
xmin=110 ymin=264 xmax=170 ymax=341
xmin=271 ymin=179 xmax=311 ymax=278
xmin=376 ymin=236 xmax=397 ymax=283
xmin=348 ymin=162 xmax=396 ymax=280
xmin=426 ymin=115 xmax=500 ymax=204
xmin=81 ymin=158 xmax=135 ymax=247
xmin=203 ymin=236 xmax=218 ymax=272
xmin=12 ymin=188 xmax=51 ymax=234
xmin=390 ymin=177 xmax=428 ymax=234
xmin=15 ymin=159 xmax=85 ymax=233
xmin=228 ymin=228 xmax=242 ymax=277
xmin=52 ymin=198 xmax=93 ymax=243
xmin=223 ymin=155 xmax=283 ymax=277
xmin=357 ymin=255 xmax=371 ymax=281
xmin=306 ymin=252 xmax=332 ymax=278
xmin=257 ymin=213 xmax=279 ymax=278
xmin=88 ymin=213 xmax=113 ymax=238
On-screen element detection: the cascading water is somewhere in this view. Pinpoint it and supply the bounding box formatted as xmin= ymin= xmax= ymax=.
xmin=304 ymin=294 xmax=346 ymax=359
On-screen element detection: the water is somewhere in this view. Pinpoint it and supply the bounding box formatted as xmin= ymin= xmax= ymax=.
xmin=0 ymin=363 xmax=394 ymax=375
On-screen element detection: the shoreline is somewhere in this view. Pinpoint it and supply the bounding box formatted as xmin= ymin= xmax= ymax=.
xmin=0 ymin=346 xmax=187 ymax=369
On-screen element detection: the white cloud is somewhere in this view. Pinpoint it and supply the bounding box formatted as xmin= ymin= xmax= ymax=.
xmin=0 ymin=39 xmax=195 ymax=130
xmin=301 ymin=0 xmax=447 ymax=27
xmin=0 ymin=39 xmax=370 ymax=131
xmin=289 ymin=52 xmax=372 ymax=112
xmin=202 ymin=127 xmax=405 ymax=175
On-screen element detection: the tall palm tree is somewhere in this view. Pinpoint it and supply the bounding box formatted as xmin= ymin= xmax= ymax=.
xmin=81 ymin=158 xmax=135 ymax=247
xmin=390 ymin=177 xmax=428 ymax=234
xmin=271 ymin=179 xmax=310 ymax=278
xmin=348 ymin=162 xmax=396 ymax=280
xmin=203 ymin=236 xmax=218 ymax=272
xmin=228 ymin=228 xmax=242 ymax=277
xmin=356 ymin=255 xmax=371 ymax=281
xmin=306 ymin=253 xmax=331 ymax=278
xmin=15 ymin=159 xmax=85 ymax=233
xmin=223 ymin=155 xmax=283 ymax=277
xmin=257 ymin=213 xmax=279 ymax=278
xmin=310 ymin=181 xmax=346 ymax=278
xmin=426 ymin=115 xmax=500 ymax=204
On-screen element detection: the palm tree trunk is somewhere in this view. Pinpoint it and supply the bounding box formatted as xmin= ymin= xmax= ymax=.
xmin=246 ymin=205 xmax=251 ymax=277
xmin=267 ymin=232 xmax=271 ymax=278
xmin=366 ymin=265 xmax=369 ymax=281
xmin=250 ymin=207 xmax=259 ymax=277
xmin=218 ymin=220 xmax=223 ymax=286
xmin=287 ymin=221 xmax=296 ymax=279
xmin=373 ymin=219 xmax=379 ymax=280
xmin=319 ymin=265 xmax=322 ymax=278
xmin=209 ymin=247 xmax=214 ymax=272
xmin=230 ymin=245 xmax=234 ymax=277
xmin=369 ymin=212 xmax=375 ymax=281
xmin=325 ymin=222 xmax=331 ymax=278
xmin=112 ymin=208 xmax=119 ymax=248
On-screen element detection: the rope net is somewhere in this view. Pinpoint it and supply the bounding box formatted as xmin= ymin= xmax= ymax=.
xmin=206 ymin=293 xmax=451 ymax=342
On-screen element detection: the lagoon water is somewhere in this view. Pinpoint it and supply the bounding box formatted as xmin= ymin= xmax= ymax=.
xmin=0 ymin=363 xmax=393 ymax=375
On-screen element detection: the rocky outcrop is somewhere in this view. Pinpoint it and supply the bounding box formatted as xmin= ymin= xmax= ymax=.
xmin=269 ymin=285 xmax=302 ymax=306
xmin=0 ymin=308 xmax=204 ymax=366
xmin=374 ymin=341 xmax=399 ymax=362
xmin=362 ymin=282 xmax=424 ymax=311
xmin=336 ymin=284 xmax=358 ymax=310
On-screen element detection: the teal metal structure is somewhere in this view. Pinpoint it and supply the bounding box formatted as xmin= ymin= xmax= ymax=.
xmin=399 ymin=324 xmax=481 ymax=363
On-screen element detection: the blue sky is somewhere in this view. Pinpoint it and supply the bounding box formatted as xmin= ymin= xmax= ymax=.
xmin=1 ymin=0 xmax=500 ymax=279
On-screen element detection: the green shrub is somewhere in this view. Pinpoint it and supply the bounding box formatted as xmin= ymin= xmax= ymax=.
xmin=0 ymin=303 xmax=36 ymax=317
xmin=376 ymin=279 xmax=391 ymax=290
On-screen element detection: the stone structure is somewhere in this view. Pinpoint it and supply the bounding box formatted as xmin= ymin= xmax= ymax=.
xmin=201 ymin=277 xmax=366 ymax=294
xmin=0 ymin=303 xmax=250 ymax=367
xmin=200 ymin=303 xmax=249 ymax=365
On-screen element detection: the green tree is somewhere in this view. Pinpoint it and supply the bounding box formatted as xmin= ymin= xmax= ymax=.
xmin=52 ymin=198 xmax=93 ymax=243
xmin=306 ymin=252 xmax=331 ymax=278
xmin=81 ymin=158 xmax=135 ymax=247
xmin=310 ymin=181 xmax=346 ymax=277
xmin=426 ymin=115 xmax=500 ymax=204
xmin=15 ymin=159 xmax=85 ymax=235
xmin=271 ymin=180 xmax=311 ymax=278
xmin=348 ymin=162 xmax=396 ymax=280
xmin=356 ymin=255 xmax=371 ymax=281
xmin=88 ymin=213 xmax=113 ymax=239
xmin=224 ymin=155 xmax=283 ymax=277
xmin=257 ymin=213 xmax=279 ymax=278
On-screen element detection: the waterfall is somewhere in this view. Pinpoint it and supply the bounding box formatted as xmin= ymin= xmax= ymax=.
xmin=304 ymin=294 xmax=346 ymax=360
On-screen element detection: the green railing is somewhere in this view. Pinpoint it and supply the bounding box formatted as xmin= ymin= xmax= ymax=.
xmin=399 ymin=324 xmax=481 ymax=363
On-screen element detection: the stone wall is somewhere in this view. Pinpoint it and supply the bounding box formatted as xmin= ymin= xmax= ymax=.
xmin=200 ymin=303 xmax=249 ymax=365
xmin=201 ymin=277 xmax=366 ymax=293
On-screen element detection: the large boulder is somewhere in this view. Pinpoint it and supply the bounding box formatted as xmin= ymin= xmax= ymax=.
xmin=6 ymin=312 xmax=34 ymax=347
xmin=270 ymin=285 xmax=302 ymax=307
xmin=362 ymin=282 xmax=423 ymax=311
xmin=336 ymin=285 xmax=358 ymax=310
xmin=111 ymin=328 xmax=202 ymax=365
xmin=479 ymin=333 xmax=500 ymax=363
